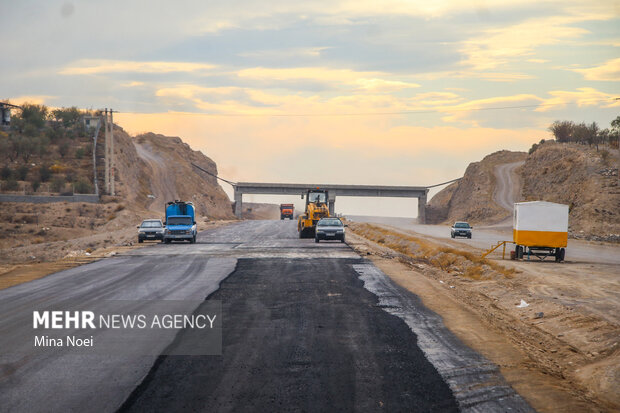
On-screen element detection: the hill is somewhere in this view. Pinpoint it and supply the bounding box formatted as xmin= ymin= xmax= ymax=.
xmin=0 ymin=107 xmax=235 ymax=265
xmin=426 ymin=143 xmax=619 ymax=241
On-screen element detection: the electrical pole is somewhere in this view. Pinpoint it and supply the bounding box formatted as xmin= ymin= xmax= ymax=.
xmin=103 ymin=108 xmax=115 ymax=196
xmin=110 ymin=109 xmax=115 ymax=196
xmin=104 ymin=108 xmax=109 ymax=194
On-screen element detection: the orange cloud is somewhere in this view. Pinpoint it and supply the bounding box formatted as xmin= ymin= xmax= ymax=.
xmin=573 ymin=58 xmax=620 ymax=81
xmin=60 ymin=60 xmax=216 ymax=75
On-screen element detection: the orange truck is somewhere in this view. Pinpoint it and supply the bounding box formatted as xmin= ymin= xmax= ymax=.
xmin=280 ymin=203 xmax=294 ymax=220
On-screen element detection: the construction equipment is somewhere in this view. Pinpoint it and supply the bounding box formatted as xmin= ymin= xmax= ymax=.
xmin=280 ymin=204 xmax=294 ymax=220
xmin=297 ymin=189 xmax=330 ymax=238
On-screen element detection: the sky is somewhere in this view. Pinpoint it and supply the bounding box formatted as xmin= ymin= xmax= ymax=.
xmin=2 ymin=0 xmax=619 ymax=217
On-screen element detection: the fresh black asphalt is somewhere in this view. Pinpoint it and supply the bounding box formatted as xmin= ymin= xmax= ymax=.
xmin=119 ymin=258 xmax=459 ymax=412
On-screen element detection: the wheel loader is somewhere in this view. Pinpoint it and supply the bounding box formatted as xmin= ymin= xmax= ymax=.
xmin=297 ymin=189 xmax=330 ymax=238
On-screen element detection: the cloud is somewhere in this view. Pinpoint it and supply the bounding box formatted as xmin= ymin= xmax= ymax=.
xmin=60 ymin=60 xmax=217 ymax=75
xmin=355 ymin=78 xmax=421 ymax=92
xmin=9 ymin=95 xmax=54 ymax=105
xmin=572 ymin=58 xmax=620 ymax=81
xmin=536 ymin=87 xmax=620 ymax=111
xmin=460 ymin=16 xmax=590 ymax=71
xmin=440 ymin=94 xmax=543 ymax=126
xmin=121 ymin=81 xmax=145 ymax=87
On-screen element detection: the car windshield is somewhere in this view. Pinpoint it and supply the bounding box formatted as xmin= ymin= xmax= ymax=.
xmin=168 ymin=217 xmax=192 ymax=225
xmin=308 ymin=192 xmax=327 ymax=203
xmin=141 ymin=221 xmax=162 ymax=228
xmin=318 ymin=219 xmax=343 ymax=227
xmin=454 ymin=223 xmax=470 ymax=228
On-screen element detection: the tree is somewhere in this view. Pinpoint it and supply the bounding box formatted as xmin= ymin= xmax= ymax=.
xmin=1 ymin=166 xmax=11 ymax=180
xmin=548 ymin=120 xmax=574 ymax=142
xmin=50 ymin=176 xmax=65 ymax=193
xmin=16 ymin=165 xmax=29 ymax=180
xmin=31 ymin=180 xmax=41 ymax=192
xmin=17 ymin=136 xmax=38 ymax=163
xmin=15 ymin=104 xmax=48 ymax=130
xmin=4 ymin=178 xmax=19 ymax=191
xmin=572 ymin=122 xmax=589 ymax=145
xmin=51 ymin=107 xmax=81 ymax=127
xmin=58 ymin=140 xmax=70 ymax=158
xmin=609 ymin=116 xmax=620 ymax=149
xmin=588 ymin=122 xmax=600 ymax=150
xmin=39 ymin=164 xmax=51 ymax=182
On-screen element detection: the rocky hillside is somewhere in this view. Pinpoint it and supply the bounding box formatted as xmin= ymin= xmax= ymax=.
xmin=124 ymin=131 xmax=234 ymax=219
xmin=426 ymin=150 xmax=527 ymax=224
xmin=426 ymin=143 xmax=620 ymax=241
xmin=520 ymin=141 xmax=619 ymax=240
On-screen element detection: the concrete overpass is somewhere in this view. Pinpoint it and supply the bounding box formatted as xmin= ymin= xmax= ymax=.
xmin=233 ymin=182 xmax=429 ymax=223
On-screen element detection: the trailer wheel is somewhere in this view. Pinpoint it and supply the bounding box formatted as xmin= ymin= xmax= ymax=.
xmin=516 ymin=245 xmax=523 ymax=259
xmin=556 ymin=248 xmax=565 ymax=262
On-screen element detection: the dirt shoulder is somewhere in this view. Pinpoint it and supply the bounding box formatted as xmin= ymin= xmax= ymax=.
xmin=347 ymin=222 xmax=619 ymax=412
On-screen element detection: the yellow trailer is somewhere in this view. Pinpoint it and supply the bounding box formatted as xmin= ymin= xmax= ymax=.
xmin=513 ymin=201 xmax=568 ymax=262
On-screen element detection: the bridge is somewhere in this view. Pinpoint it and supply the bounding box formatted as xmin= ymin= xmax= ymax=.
xmin=233 ymin=182 xmax=429 ymax=223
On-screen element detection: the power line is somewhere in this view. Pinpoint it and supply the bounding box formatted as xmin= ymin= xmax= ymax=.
xmin=426 ymin=177 xmax=462 ymax=189
xmin=191 ymin=162 xmax=237 ymax=186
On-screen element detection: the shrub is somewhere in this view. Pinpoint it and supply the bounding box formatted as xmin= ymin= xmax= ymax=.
xmin=50 ymin=176 xmax=65 ymax=193
xmin=31 ymin=180 xmax=41 ymax=192
xmin=58 ymin=141 xmax=70 ymax=158
xmin=4 ymin=178 xmax=19 ymax=191
xmin=75 ymin=147 xmax=85 ymax=159
xmin=74 ymin=178 xmax=93 ymax=194
xmin=16 ymin=165 xmax=29 ymax=180
xmin=39 ymin=164 xmax=51 ymax=182
xmin=46 ymin=127 xmax=65 ymax=143
xmin=1 ymin=166 xmax=11 ymax=180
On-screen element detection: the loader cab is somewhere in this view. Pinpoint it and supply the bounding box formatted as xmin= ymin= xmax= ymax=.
xmin=304 ymin=189 xmax=328 ymax=207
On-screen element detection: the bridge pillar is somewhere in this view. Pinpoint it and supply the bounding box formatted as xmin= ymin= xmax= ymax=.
xmin=234 ymin=188 xmax=243 ymax=218
xmin=328 ymin=192 xmax=336 ymax=216
xmin=417 ymin=192 xmax=427 ymax=224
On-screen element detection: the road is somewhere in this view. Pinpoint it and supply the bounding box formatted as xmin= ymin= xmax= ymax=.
xmin=493 ymin=161 xmax=524 ymax=213
xmin=0 ymin=221 xmax=533 ymax=412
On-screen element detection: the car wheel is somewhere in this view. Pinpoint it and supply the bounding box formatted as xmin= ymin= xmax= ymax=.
xmin=315 ymin=237 xmax=319 ymax=243
xmin=451 ymin=233 xmax=455 ymax=238
xmin=341 ymin=236 xmax=345 ymax=243
xmin=467 ymin=234 xmax=471 ymax=239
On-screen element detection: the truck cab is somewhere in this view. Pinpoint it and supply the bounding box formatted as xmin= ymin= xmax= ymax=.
xmin=280 ymin=204 xmax=295 ymax=220
xmin=163 ymin=201 xmax=197 ymax=244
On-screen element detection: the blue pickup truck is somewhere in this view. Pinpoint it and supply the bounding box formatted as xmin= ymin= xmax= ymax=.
xmin=163 ymin=201 xmax=197 ymax=244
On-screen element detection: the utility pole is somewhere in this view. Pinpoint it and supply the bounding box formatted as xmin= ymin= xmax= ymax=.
xmin=110 ymin=109 xmax=115 ymax=196
xmin=103 ymin=108 xmax=115 ymax=196
xmin=104 ymin=109 xmax=109 ymax=194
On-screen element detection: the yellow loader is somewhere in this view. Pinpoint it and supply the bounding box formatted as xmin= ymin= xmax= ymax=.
xmin=298 ymin=189 xmax=330 ymax=238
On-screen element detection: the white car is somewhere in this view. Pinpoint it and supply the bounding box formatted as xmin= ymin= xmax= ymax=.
xmin=315 ymin=218 xmax=346 ymax=243
xmin=137 ymin=219 xmax=165 ymax=243
xmin=451 ymin=222 xmax=472 ymax=239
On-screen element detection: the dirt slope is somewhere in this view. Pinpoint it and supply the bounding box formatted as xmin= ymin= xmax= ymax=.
xmin=132 ymin=132 xmax=234 ymax=219
xmin=520 ymin=142 xmax=619 ymax=241
xmin=427 ymin=143 xmax=619 ymax=241
xmin=426 ymin=150 xmax=527 ymax=224
xmin=0 ymin=126 xmax=235 ymax=268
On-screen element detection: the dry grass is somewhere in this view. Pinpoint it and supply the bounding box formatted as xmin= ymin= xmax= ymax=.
xmin=350 ymin=223 xmax=517 ymax=279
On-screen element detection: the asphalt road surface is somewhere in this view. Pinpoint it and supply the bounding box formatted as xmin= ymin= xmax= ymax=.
xmin=0 ymin=220 xmax=533 ymax=412
xmin=350 ymin=216 xmax=620 ymax=265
